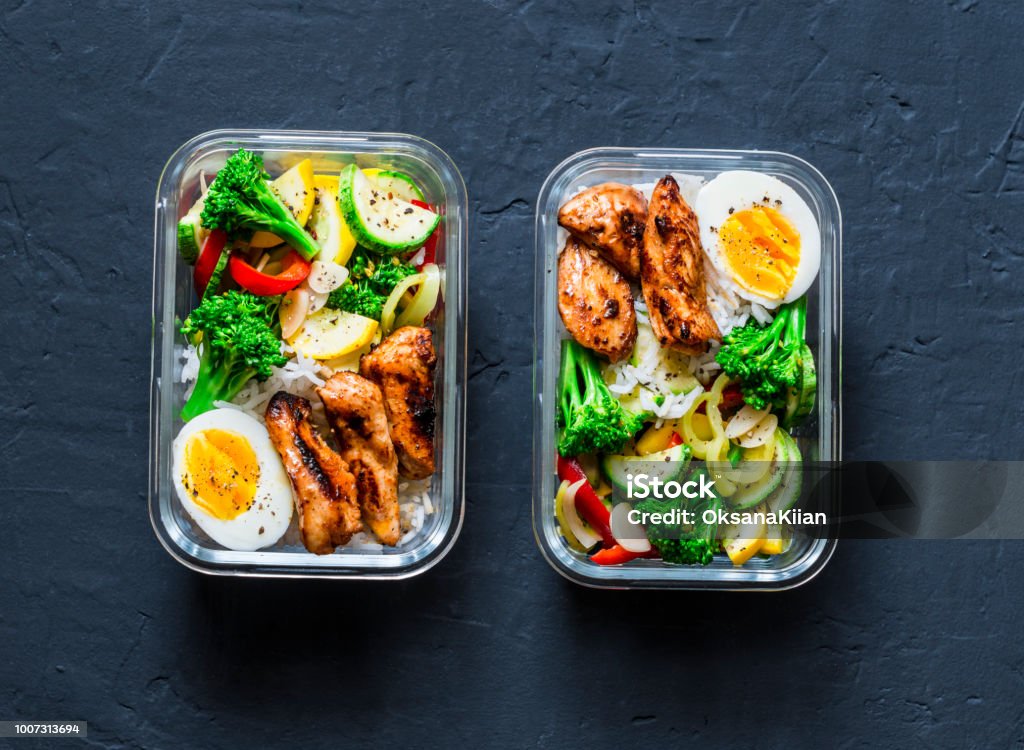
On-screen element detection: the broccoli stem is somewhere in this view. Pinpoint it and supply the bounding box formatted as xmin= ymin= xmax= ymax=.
xmin=750 ymin=311 xmax=789 ymax=358
xmin=579 ymin=346 xmax=607 ymax=398
xmin=558 ymin=338 xmax=585 ymax=421
xmin=181 ymin=349 xmax=249 ymax=422
xmin=263 ymin=215 xmax=322 ymax=261
xmin=234 ymin=188 xmax=321 ymax=260
xmin=786 ymin=295 xmax=806 ymax=343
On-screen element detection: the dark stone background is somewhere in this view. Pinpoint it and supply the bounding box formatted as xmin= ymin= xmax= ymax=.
xmin=2 ymin=1 xmax=1023 ymax=747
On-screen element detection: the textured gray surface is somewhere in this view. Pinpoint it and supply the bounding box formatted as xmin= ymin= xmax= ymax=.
xmin=2 ymin=1 xmax=1023 ymax=748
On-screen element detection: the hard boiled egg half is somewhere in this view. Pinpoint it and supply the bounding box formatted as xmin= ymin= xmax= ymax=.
xmin=172 ymin=409 xmax=293 ymax=551
xmin=696 ymin=171 xmax=820 ymax=308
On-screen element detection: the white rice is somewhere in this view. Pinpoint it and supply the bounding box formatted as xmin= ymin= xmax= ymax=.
xmin=178 ymin=342 xmax=435 ymax=551
xmin=704 ymin=262 xmax=752 ymax=337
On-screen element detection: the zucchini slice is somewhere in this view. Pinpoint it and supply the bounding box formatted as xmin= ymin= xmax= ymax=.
xmin=337 ymin=164 xmax=439 ymax=255
xmin=369 ymin=169 xmax=425 ymax=202
xmin=726 ymin=430 xmax=788 ymax=510
xmin=601 ymin=443 xmax=691 ymax=497
xmin=795 ymin=344 xmax=817 ymax=419
xmin=784 ymin=344 xmax=817 ymax=428
xmin=177 ymin=192 xmax=208 ymax=265
xmin=766 ymin=430 xmax=803 ymax=514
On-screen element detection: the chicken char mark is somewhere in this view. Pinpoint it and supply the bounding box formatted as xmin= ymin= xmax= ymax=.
xmin=360 ymin=326 xmax=437 ymax=480
xmin=264 ymin=391 xmax=362 ymax=555
xmin=317 ymin=372 xmax=401 ymax=546
xmin=557 ymin=182 xmax=647 ymax=279
xmin=556 ymin=236 xmax=637 ymax=362
xmin=639 ymin=175 xmax=720 ymax=354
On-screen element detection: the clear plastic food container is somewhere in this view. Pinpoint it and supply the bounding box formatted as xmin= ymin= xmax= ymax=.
xmin=150 ymin=129 xmax=467 ymax=578
xmin=532 ymin=147 xmax=841 ymax=590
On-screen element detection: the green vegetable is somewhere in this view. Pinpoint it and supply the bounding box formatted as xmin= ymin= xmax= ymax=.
xmin=371 ymin=170 xmax=424 ymax=202
xmin=557 ymin=339 xmax=644 ymax=457
xmin=326 ymin=248 xmax=417 ymax=320
xmin=601 ymin=443 xmax=691 ymax=497
xmin=784 ymin=343 xmax=817 ymax=428
xmin=766 ymin=430 xmax=803 ymax=513
xmin=338 ymin=164 xmax=439 ymax=254
xmin=202 ymin=244 xmax=230 ymax=302
xmin=727 ymin=430 xmax=787 ymax=510
xmin=177 ymin=191 xmax=207 ymax=265
xmin=327 ymin=284 xmax=384 ymax=319
xmin=715 ymin=296 xmax=813 ymax=412
xmin=634 ymin=469 xmax=722 ymax=566
xmin=200 ymin=149 xmax=321 ymax=260
xmin=180 ymin=290 xmax=287 ymax=421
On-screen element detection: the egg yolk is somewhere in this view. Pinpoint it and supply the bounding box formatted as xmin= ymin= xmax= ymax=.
xmin=718 ymin=206 xmax=801 ymax=300
xmin=181 ymin=429 xmax=259 ymax=520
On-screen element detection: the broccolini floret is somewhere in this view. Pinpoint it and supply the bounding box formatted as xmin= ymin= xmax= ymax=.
xmin=715 ymin=296 xmax=809 ymax=411
xmin=180 ymin=290 xmax=287 ymax=421
xmin=200 ymin=149 xmax=321 ymax=260
xmin=634 ymin=469 xmax=722 ymax=566
xmin=327 ymin=284 xmax=386 ymax=319
xmin=326 ymin=248 xmax=417 ymax=320
xmin=557 ymin=339 xmax=643 ymax=457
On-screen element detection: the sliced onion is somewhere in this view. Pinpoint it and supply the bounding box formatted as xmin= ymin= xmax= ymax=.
xmin=280 ymin=288 xmax=310 ymax=340
xmin=305 ymin=284 xmax=329 ymax=314
xmin=722 ymin=438 xmax=775 ymax=484
xmin=307 ymin=260 xmax=349 ymax=294
xmin=736 ymin=413 xmax=779 ymax=448
xmin=725 ymin=404 xmax=770 ymax=439
xmin=395 ymin=262 xmax=441 ymax=329
xmin=610 ymin=502 xmax=652 ymax=554
xmin=562 ymin=479 xmax=602 ymax=549
xmin=380 ymin=269 xmax=428 ymax=334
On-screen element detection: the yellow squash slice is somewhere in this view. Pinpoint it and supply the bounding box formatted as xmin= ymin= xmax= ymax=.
xmin=287 ymin=307 xmax=378 ymax=360
xmin=309 ymin=175 xmax=356 ymax=265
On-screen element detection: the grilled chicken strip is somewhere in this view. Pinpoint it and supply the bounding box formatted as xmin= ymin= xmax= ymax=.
xmin=265 ymin=392 xmax=363 ymax=555
xmin=317 ymin=372 xmax=401 ymax=546
xmin=360 ymin=326 xmax=437 ymax=479
xmin=557 ymin=236 xmax=637 ymax=362
xmin=640 ymin=175 xmax=721 ymax=354
xmin=558 ymin=182 xmax=647 ymax=279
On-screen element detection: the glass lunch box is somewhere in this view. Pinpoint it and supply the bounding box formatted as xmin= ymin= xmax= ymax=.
xmin=532 ymin=147 xmax=841 ymax=590
xmin=149 ymin=129 xmax=467 ymax=578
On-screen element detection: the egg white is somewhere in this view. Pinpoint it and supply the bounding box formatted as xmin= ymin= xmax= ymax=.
xmin=696 ymin=171 xmax=820 ymax=308
xmin=172 ymin=408 xmax=293 ymax=551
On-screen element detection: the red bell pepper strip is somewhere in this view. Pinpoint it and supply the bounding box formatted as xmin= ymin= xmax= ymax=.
xmin=411 ymin=200 xmax=438 ymax=268
xmin=228 ymin=250 xmax=311 ymax=296
xmin=591 ymin=544 xmax=661 ymax=565
xmin=720 ymin=383 xmax=744 ymax=411
xmin=194 ymin=229 xmax=228 ymax=295
xmin=667 ymin=431 xmax=684 ymax=448
xmin=696 ymin=384 xmax=745 ymax=415
xmin=556 ymin=455 xmax=615 ymax=548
